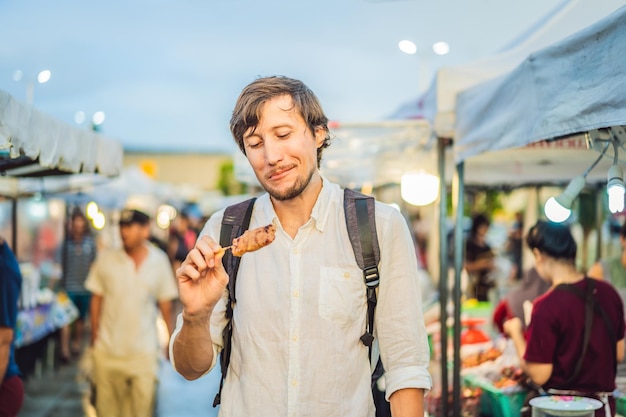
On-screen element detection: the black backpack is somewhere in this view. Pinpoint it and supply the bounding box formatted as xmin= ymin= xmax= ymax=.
xmin=213 ymin=188 xmax=388 ymax=415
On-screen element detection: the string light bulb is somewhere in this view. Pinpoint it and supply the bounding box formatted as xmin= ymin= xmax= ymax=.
xmin=607 ymin=165 xmax=625 ymax=213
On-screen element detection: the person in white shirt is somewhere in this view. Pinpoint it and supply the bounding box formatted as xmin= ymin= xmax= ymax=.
xmin=170 ymin=76 xmax=432 ymax=417
xmin=86 ymin=208 xmax=178 ymax=417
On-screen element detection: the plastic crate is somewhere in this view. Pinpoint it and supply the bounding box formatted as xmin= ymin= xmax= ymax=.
xmin=616 ymin=394 xmax=625 ymax=416
xmin=463 ymin=375 xmax=527 ymax=417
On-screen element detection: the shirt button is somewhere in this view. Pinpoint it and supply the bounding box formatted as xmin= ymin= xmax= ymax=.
xmin=292 ymin=335 xmax=298 ymax=342
xmin=344 ymin=272 xmax=350 ymax=279
xmin=291 ymin=380 xmax=298 ymax=387
xmin=293 ymin=290 xmax=299 ymax=298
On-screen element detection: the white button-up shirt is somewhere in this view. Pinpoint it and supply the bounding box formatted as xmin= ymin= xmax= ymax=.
xmin=86 ymin=243 xmax=178 ymax=357
xmin=171 ymin=179 xmax=431 ymax=417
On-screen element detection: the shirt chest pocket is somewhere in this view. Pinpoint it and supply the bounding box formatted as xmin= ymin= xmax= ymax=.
xmin=318 ymin=266 xmax=366 ymax=327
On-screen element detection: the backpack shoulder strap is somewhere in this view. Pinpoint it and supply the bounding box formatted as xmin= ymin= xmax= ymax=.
xmin=344 ymin=188 xmax=380 ymax=357
xmin=220 ymin=198 xmax=257 ymax=302
xmin=213 ymin=197 xmax=256 ymax=407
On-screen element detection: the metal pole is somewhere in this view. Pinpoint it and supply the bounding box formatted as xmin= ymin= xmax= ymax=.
xmin=437 ymin=137 xmax=449 ymax=417
xmin=452 ymin=161 xmax=465 ymax=417
xmin=595 ymin=185 xmax=603 ymax=261
xmin=11 ymin=198 xmax=17 ymax=256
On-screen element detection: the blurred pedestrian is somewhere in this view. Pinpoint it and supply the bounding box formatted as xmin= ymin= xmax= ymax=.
xmin=505 ymin=211 xmax=524 ymax=281
xmin=0 ymin=236 xmax=24 ymax=417
xmin=464 ymin=213 xmax=496 ymax=301
xmin=58 ymin=208 xmax=97 ymax=362
xmin=86 ymin=208 xmax=178 ymax=417
xmin=492 ymin=266 xmax=550 ymax=335
xmin=588 ymin=221 xmax=626 ymax=304
xmin=167 ymin=211 xmax=198 ymax=272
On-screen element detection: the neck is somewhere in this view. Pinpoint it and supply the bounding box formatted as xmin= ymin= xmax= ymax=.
xmin=271 ymin=174 xmax=322 ymax=237
xmin=549 ymin=263 xmax=584 ymax=287
xmin=125 ymin=242 xmax=147 ymax=258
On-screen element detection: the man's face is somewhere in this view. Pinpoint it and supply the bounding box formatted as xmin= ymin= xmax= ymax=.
xmin=242 ymin=95 xmax=325 ymax=201
xmin=120 ymin=223 xmax=149 ymax=250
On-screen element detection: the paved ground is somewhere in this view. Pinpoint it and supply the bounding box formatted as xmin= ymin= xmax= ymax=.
xmin=18 ymin=342 xmax=221 ymax=417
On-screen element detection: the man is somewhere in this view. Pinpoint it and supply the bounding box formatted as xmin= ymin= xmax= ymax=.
xmin=86 ymin=208 xmax=178 ymax=417
xmin=0 ymin=236 xmax=24 ymax=417
xmin=170 ymin=76 xmax=431 ymax=416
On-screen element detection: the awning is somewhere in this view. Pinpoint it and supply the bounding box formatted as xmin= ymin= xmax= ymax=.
xmin=0 ymin=89 xmax=123 ymax=179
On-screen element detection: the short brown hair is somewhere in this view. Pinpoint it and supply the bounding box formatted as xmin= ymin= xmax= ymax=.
xmin=229 ymin=76 xmax=332 ymax=167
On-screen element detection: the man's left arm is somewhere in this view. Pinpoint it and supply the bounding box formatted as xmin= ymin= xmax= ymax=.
xmin=376 ymin=206 xmax=432 ymax=413
xmin=390 ymin=388 xmax=424 ymax=417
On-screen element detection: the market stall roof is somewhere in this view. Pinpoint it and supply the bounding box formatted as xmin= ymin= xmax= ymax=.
xmin=420 ymin=0 xmax=624 ymax=139
xmin=0 ymin=89 xmax=123 ymax=179
xmin=454 ymin=4 xmax=626 ymax=164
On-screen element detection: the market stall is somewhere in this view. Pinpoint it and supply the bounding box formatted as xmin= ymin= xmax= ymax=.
xmin=440 ymin=4 xmax=626 ymax=416
xmin=0 ymin=88 xmax=124 ymax=376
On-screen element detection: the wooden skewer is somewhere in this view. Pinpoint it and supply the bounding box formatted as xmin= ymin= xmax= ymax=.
xmin=215 ymin=245 xmax=233 ymax=256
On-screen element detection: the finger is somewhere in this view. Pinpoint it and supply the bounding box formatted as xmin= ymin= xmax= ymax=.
xmin=194 ymin=236 xmax=221 ymax=267
xmin=186 ymin=249 xmax=209 ymax=271
xmin=176 ymin=263 xmax=201 ymax=281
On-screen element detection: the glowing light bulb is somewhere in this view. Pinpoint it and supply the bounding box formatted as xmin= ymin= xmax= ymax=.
xmin=86 ymin=201 xmax=99 ymax=219
xmin=607 ymin=165 xmax=625 ymax=213
xmin=401 ymin=171 xmax=439 ymax=206
xmin=608 ymin=183 xmax=625 ymax=213
xmin=544 ymin=197 xmax=571 ymax=223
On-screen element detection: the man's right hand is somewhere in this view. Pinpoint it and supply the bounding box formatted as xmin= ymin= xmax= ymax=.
xmin=176 ymin=235 xmax=229 ymax=319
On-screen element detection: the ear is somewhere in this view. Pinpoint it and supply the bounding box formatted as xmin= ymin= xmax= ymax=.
xmin=314 ymin=126 xmax=326 ymax=149
xmin=532 ymin=248 xmax=543 ymax=262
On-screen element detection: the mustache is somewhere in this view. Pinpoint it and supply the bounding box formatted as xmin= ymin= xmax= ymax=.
xmin=266 ymin=164 xmax=296 ymax=178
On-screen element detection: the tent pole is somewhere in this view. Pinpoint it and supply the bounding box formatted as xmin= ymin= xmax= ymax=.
xmin=11 ymin=198 xmax=17 ymax=256
xmin=452 ymin=161 xmax=465 ymax=417
xmin=437 ymin=137 xmax=449 ymax=417
xmin=595 ymin=185 xmax=603 ymax=262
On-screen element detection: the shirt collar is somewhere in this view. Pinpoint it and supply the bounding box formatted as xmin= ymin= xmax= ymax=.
xmin=257 ymin=175 xmax=340 ymax=233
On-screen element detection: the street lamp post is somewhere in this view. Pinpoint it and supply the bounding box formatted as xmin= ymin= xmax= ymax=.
xmin=398 ymin=40 xmax=450 ymax=93
xmin=14 ymin=69 xmax=52 ymax=105
xmin=74 ymin=110 xmax=106 ymax=132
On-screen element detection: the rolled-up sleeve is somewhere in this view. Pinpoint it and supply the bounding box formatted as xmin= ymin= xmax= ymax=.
xmin=375 ymin=205 xmax=432 ymax=399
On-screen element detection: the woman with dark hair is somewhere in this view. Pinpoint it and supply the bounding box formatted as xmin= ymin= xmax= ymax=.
xmin=464 ymin=213 xmax=496 ymax=301
xmin=504 ymin=220 xmax=625 ymax=417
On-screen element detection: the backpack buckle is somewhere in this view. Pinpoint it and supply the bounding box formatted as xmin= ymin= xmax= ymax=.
xmin=363 ymin=266 xmax=379 ymax=288
xmin=360 ymin=332 xmax=375 ymax=347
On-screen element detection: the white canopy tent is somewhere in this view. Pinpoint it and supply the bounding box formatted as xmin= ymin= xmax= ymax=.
xmin=419 ymin=0 xmax=624 ymax=140
xmin=0 ymin=89 xmax=123 ymax=196
xmin=455 ymin=4 xmax=626 ymax=165
xmin=422 ymin=4 xmax=626 ymax=414
xmin=0 ymin=88 xmax=124 ymax=254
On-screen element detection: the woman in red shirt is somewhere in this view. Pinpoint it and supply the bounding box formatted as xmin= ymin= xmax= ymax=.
xmin=504 ymin=220 xmax=625 ymax=417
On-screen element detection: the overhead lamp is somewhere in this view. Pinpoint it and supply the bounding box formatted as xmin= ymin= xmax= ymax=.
xmin=545 ymin=127 xmax=626 ymax=220
xmin=401 ymin=171 xmax=439 ymax=206
xmin=607 ymin=164 xmax=625 ymax=213
xmin=544 ymin=175 xmax=585 ymax=223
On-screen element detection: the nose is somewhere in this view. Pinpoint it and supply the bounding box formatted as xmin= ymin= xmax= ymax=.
xmin=264 ymin=138 xmax=283 ymax=165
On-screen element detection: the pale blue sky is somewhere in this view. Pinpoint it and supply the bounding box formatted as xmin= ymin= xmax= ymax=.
xmin=0 ymin=0 xmax=564 ymax=153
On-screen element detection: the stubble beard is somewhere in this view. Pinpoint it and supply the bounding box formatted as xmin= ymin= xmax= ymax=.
xmin=264 ymin=168 xmax=315 ymax=201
